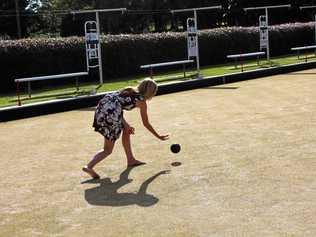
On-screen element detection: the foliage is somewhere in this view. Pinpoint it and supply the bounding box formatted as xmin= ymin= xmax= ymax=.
xmin=3 ymin=0 xmax=316 ymax=37
xmin=0 ymin=22 xmax=314 ymax=92
xmin=0 ymin=0 xmax=31 ymax=38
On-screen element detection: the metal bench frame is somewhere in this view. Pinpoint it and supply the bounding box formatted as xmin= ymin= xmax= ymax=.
xmin=227 ymin=52 xmax=266 ymax=72
xmin=14 ymin=72 xmax=89 ymax=106
xmin=291 ymin=45 xmax=316 ymax=62
xmin=140 ymin=59 xmax=194 ymax=78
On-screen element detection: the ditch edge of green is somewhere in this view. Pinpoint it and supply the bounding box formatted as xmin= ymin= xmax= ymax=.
xmin=0 ymin=60 xmax=315 ymax=122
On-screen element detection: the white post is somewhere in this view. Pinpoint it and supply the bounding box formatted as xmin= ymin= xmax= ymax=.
xmin=265 ymin=8 xmax=270 ymax=63
xmin=314 ymin=14 xmax=316 ymax=44
xmin=171 ymin=6 xmax=222 ymax=79
xmin=96 ymin=11 xmax=103 ymax=84
xmin=84 ymin=22 xmax=90 ymax=72
xmin=71 ymin=8 xmax=126 ymax=85
xmin=244 ymin=5 xmax=291 ymax=64
xmin=194 ymin=10 xmax=201 ymax=77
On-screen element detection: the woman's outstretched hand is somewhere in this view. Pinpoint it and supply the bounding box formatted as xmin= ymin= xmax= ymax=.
xmin=158 ymin=134 xmax=169 ymax=141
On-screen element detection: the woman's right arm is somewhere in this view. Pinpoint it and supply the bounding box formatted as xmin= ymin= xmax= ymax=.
xmin=137 ymin=100 xmax=169 ymax=140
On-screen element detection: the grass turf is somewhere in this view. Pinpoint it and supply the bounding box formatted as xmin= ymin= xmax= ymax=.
xmin=0 ymin=54 xmax=315 ymax=108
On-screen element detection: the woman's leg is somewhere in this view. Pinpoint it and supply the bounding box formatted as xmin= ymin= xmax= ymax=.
xmin=122 ymin=128 xmax=145 ymax=166
xmin=83 ymin=138 xmax=115 ymax=178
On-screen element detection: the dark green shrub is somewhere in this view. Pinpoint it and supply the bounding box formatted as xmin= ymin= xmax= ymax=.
xmin=0 ymin=22 xmax=314 ymax=92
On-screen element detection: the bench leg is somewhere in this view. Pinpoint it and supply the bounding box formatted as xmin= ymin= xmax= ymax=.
xmin=16 ymin=81 xmax=21 ymax=106
xmin=150 ymin=68 xmax=153 ymax=79
xmin=183 ymin=64 xmax=186 ymax=78
xmin=234 ymin=58 xmax=237 ymax=69
xmin=28 ymin=81 xmax=31 ymax=98
xmin=76 ymin=77 xmax=79 ymax=92
xmin=257 ymin=56 xmax=260 ymax=66
xmin=241 ymin=60 xmax=244 ymax=72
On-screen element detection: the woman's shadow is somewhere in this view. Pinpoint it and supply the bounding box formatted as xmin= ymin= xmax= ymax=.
xmin=82 ymin=167 xmax=170 ymax=207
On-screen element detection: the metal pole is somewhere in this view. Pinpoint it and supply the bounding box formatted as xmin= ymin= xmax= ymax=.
xmin=194 ymin=10 xmax=201 ymax=77
xmin=96 ymin=11 xmax=103 ymax=84
xmin=28 ymin=81 xmax=31 ymax=98
xmin=257 ymin=55 xmax=260 ymax=65
xmin=71 ymin=8 xmax=126 ymax=14
xmin=244 ymin=5 xmax=291 ymax=11
xmin=17 ymin=81 xmax=21 ymax=106
xmin=244 ymin=5 xmax=291 ymax=64
xmin=265 ymin=8 xmax=270 ymax=63
xmin=171 ymin=6 xmax=222 ymax=13
xmin=84 ymin=22 xmax=90 ymax=72
xmin=27 ymin=81 xmax=31 ymax=98
xmin=14 ymin=0 xmax=22 ymax=39
xmin=300 ymin=6 xmax=316 ymax=10
xmin=315 ymin=15 xmax=316 ymax=56
xmin=315 ymin=14 xmax=316 ymax=44
xmin=72 ymin=9 xmax=127 ymax=84
xmin=171 ymin=5 xmax=222 ymax=79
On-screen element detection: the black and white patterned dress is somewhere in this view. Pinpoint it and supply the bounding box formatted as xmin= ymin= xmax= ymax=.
xmin=93 ymin=91 xmax=144 ymax=142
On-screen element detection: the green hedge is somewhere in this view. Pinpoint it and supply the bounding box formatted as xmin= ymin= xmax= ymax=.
xmin=0 ymin=22 xmax=314 ymax=92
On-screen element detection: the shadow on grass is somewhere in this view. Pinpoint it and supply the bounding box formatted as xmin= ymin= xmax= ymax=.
xmin=154 ymin=73 xmax=198 ymax=84
xmin=10 ymin=90 xmax=92 ymax=102
xmin=82 ymin=166 xmax=170 ymax=207
xmin=227 ymin=64 xmax=258 ymax=71
xmin=227 ymin=61 xmax=280 ymax=71
xmin=297 ymin=55 xmax=316 ymax=61
xmin=260 ymin=61 xmax=281 ymax=68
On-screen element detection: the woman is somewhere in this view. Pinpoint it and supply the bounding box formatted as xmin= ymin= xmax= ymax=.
xmin=83 ymin=78 xmax=169 ymax=179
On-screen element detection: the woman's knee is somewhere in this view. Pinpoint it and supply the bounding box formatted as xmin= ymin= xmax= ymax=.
xmin=102 ymin=146 xmax=113 ymax=155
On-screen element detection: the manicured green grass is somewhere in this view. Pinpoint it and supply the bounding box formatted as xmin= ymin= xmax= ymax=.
xmin=1 ymin=54 xmax=315 ymax=108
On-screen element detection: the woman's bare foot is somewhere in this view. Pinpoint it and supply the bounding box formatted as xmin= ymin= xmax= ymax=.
xmin=128 ymin=159 xmax=146 ymax=167
xmin=82 ymin=166 xmax=100 ymax=179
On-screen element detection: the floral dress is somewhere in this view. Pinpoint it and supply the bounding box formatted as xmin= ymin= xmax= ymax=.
xmin=93 ymin=91 xmax=144 ymax=142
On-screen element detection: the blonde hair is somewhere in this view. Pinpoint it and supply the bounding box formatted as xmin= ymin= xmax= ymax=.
xmin=120 ymin=78 xmax=158 ymax=100
xmin=137 ymin=78 xmax=158 ymax=100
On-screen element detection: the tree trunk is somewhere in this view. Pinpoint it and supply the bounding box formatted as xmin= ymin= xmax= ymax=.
xmin=14 ymin=0 xmax=22 ymax=38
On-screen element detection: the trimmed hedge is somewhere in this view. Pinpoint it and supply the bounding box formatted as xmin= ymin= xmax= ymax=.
xmin=0 ymin=22 xmax=314 ymax=92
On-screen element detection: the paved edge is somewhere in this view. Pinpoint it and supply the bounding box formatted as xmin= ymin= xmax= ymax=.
xmin=1 ymin=61 xmax=315 ymax=122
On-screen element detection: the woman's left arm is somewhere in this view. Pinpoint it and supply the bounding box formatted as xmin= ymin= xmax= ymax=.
xmin=136 ymin=100 xmax=169 ymax=140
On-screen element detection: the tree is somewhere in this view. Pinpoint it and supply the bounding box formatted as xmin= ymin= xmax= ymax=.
xmin=0 ymin=0 xmax=30 ymax=38
xmin=37 ymin=0 xmax=95 ymax=36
